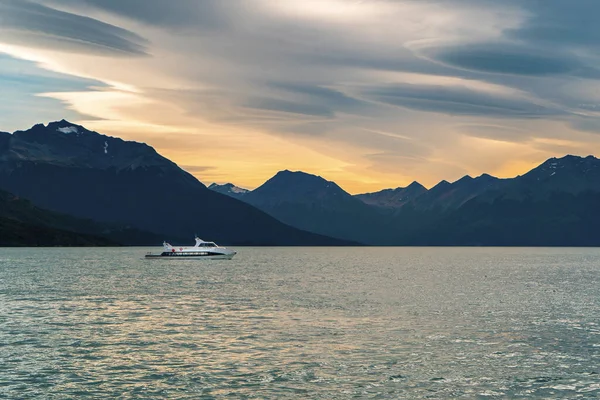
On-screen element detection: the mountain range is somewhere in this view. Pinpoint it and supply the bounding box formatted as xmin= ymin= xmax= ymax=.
xmin=3 ymin=120 xmax=600 ymax=246
xmin=210 ymin=155 xmax=600 ymax=246
xmin=0 ymin=121 xmax=353 ymax=246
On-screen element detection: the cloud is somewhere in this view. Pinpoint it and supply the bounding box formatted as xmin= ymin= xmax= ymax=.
xmin=47 ymin=0 xmax=233 ymax=31
xmin=361 ymin=82 xmax=562 ymax=118
xmin=570 ymin=117 xmax=600 ymax=134
xmin=0 ymin=54 xmax=105 ymax=94
xmin=506 ymin=0 xmax=600 ymax=48
xmin=411 ymin=0 xmax=600 ymax=80
xmin=0 ymin=54 xmax=104 ymax=131
xmin=459 ymin=124 xmax=531 ymax=143
xmin=421 ymin=43 xmax=578 ymax=76
xmin=179 ymin=165 xmax=216 ymax=175
xmin=0 ymin=0 xmax=149 ymax=56
xmin=1 ymin=0 xmax=600 ymax=192
xmin=244 ymin=97 xmax=335 ymax=118
xmin=267 ymin=82 xmax=367 ymax=111
xmin=240 ymin=82 xmax=372 ymax=120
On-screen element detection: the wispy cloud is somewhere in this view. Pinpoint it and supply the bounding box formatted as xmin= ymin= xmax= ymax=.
xmin=0 ymin=0 xmax=149 ymax=56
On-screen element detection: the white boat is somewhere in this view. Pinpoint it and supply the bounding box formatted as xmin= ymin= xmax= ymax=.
xmin=145 ymin=237 xmax=237 ymax=260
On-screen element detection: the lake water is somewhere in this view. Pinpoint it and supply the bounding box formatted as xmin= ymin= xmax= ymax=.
xmin=0 ymin=247 xmax=599 ymax=399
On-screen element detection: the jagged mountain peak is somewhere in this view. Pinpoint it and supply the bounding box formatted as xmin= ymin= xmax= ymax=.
xmin=477 ymin=173 xmax=497 ymax=180
xmin=265 ymin=170 xmax=342 ymax=190
xmin=3 ymin=120 xmax=175 ymax=172
xmin=559 ymin=154 xmax=596 ymax=161
xmin=454 ymin=173 xmax=500 ymax=185
xmin=406 ymin=181 xmax=426 ymax=190
xmin=358 ymin=181 xmax=426 ymax=196
xmin=511 ymin=154 xmax=600 ymax=196
xmin=430 ymin=180 xmax=451 ymax=191
xmin=46 ymin=120 xmax=87 ymax=135
xmin=247 ymin=169 xmax=354 ymax=206
xmin=49 ymin=119 xmax=77 ymax=127
xmin=540 ymin=154 xmax=597 ymax=167
xmin=275 ymin=169 xmax=304 ymax=176
xmin=17 ymin=120 xmax=91 ymax=136
xmin=527 ymin=154 xmax=600 ymax=178
xmin=12 ymin=121 xmax=103 ymax=146
xmin=272 ymin=169 xmax=328 ymax=183
xmin=354 ymin=180 xmax=428 ymax=208
xmin=454 ymin=175 xmax=473 ymax=184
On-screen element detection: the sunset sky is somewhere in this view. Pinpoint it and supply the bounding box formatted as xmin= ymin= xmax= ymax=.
xmin=1 ymin=0 xmax=600 ymax=193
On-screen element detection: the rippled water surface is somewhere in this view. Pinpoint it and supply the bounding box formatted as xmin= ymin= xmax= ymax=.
xmin=1 ymin=247 xmax=599 ymax=398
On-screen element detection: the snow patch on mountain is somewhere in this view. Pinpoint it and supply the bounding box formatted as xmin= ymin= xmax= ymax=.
xmin=57 ymin=126 xmax=78 ymax=134
xmin=230 ymin=185 xmax=247 ymax=194
xmin=208 ymin=183 xmax=249 ymax=198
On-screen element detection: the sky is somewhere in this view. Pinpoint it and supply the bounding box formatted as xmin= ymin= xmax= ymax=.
xmin=1 ymin=0 xmax=600 ymax=193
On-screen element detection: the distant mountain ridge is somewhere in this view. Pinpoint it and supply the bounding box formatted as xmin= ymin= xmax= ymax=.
xmin=352 ymin=156 xmax=600 ymax=211
xmin=355 ymin=181 xmax=427 ymax=208
xmin=209 ymin=154 xmax=600 ymax=245
xmin=0 ymin=121 xmax=355 ymax=246
xmin=406 ymin=173 xmax=503 ymax=211
xmin=4 ymin=120 xmax=600 ymax=246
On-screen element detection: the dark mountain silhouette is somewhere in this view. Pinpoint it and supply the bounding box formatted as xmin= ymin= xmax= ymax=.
xmin=355 ymin=181 xmax=427 ymax=208
xmin=246 ymin=170 xmax=351 ymax=206
xmin=241 ymin=170 xmax=390 ymax=244
xmin=477 ymin=155 xmax=600 ymax=203
xmin=4 ymin=120 xmax=600 ymax=246
xmin=0 ymin=188 xmax=167 ymax=246
xmin=229 ymin=155 xmax=600 ymax=246
xmin=395 ymin=190 xmax=600 ymax=246
xmin=356 ymin=174 xmax=502 ymax=211
xmin=412 ymin=173 xmax=502 ymax=210
xmin=0 ymin=189 xmax=114 ymax=246
xmin=0 ymin=121 xmax=354 ymax=246
xmin=386 ymin=155 xmax=600 ymax=245
xmin=0 ymin=217 xmax=115 ymax=247
xmin=208 ymin=183 xmax=249 ymax=199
